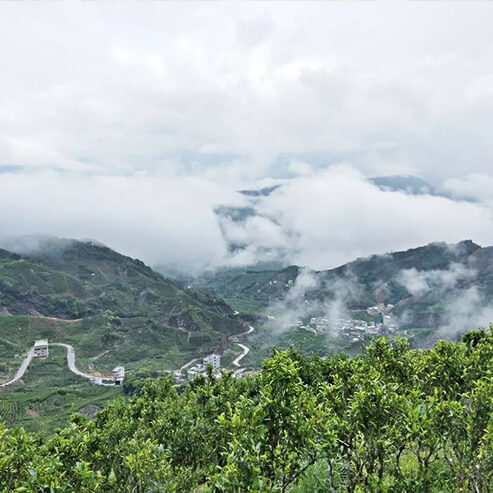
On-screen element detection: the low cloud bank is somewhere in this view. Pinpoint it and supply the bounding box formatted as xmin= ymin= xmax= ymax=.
xmin=439 ymin=286 xmax=493 ymax=337
xmin=393 ymin=260 xmax=493 ymax=336
xmin=396 ymin=263 xmax=477 ymax=297
xmin=2 ymin=165 xmax=493 ymax=274
xmin=0 ymin=171 xmax=238 ymax=272
xmin=266 ymin=268 xmax=351 ymax=336
xmin=219 ymin=165 xmax=493 ymax=270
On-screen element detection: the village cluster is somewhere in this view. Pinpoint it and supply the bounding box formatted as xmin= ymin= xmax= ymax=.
xmin=298 ymin=303 xmax=399 ymax=342
xmin=28 ymin=340 xmax=225 ymax=387
xmin=173 ymin=353 xmax=221 ymax=383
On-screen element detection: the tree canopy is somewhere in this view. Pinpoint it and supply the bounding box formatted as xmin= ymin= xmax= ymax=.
xmin=1 ymin=328 xmax=493 ymax=492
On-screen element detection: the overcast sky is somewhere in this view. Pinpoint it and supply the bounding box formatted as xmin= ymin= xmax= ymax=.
xmin=1 ymin=2 xmax=493 ymax=271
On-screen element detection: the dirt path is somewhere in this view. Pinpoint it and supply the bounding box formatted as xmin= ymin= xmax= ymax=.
xmin=37 ymin=316 xmax=83 ymax=323
xmin=90 ymin=349 xmax=111 ymax=361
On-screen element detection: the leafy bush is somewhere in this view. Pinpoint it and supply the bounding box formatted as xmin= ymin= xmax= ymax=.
xmin=1 ymin=328 xmax=493 ymax=492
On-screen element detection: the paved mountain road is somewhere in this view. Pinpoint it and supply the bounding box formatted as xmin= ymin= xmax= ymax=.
xmin=1 ymin=343 xmax=115 ymax=388
xmin=51 ymin=343 xmax=116 ymax=386
xmin=0 ymin=348 xmax=35 ymax=388
xmin=232 ymin=343 xmax=250 ymax=367
xmin=230 ymin=324 xmax=255 ymax=368
xmin=1 ymin=323 xmax=258 ymax=389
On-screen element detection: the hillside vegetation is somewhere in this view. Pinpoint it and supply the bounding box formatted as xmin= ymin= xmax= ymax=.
xmin=0 ymin=239 xmax=244 ymax=369
xmin=0 ymin=239 xmax=238 ymax=327
xmin=192 ymin=240 xmax=493 ymax=330
xmin=0 ymin=238 xmax=247 ymax=429
xmin=1 ymin=329 xmax=492 ymax=492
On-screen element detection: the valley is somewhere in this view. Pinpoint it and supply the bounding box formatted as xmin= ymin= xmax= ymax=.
xmin=191 ymin=239 xmax=493 ymax=337
xmin=1 ymin=236 xmax=493 ymax=431
xmin=2 ymin=5 xmax=492 ymax=489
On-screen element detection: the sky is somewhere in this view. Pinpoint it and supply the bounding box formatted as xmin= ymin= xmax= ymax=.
xmin=1 ymin=2 xmax=493 ymax=272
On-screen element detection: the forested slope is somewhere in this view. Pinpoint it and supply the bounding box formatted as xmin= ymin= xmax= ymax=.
xmin=0 ymin=239 xmax=238 ymax=331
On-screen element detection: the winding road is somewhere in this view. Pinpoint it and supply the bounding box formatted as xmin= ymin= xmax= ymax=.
xmin=232 ymin=343 xmax=250 ymax=367
xmin=51 ymin=343 xmax=115 ymax=386
xmin=230 ymin=324 xmax=255 ymax=368
xmin=0 ymin=348 xmax=34 ymax=388
xmin=179 ymin=358 xmax=200 ymax=372
xmin=0 ymin=343 xmax=115 ymax=389
xmin=1 ymin=322 xmax=258 ymax=389
xmin=237 ymin=325 xmax=255 ymax=337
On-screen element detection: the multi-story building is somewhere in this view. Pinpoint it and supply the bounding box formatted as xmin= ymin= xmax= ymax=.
xmin=203 ymin=354 xmax=221 ymax=371
xmin=112 ymin=366 xmax=125 ymax=385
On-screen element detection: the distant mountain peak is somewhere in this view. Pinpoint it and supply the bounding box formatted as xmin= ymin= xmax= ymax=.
xmin=238 ymin=184 xmax=281 ymax=197
xmin=369 ymin=175 xmax=437 ymax=196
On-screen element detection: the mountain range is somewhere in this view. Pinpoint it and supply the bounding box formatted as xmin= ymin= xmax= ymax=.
xmin=1 ymin=234 xmax=492 ymax=431
xmin=190 ymin=239 xmax=493 ymax=334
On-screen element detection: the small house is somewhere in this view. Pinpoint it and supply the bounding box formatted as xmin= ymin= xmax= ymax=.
xmin=33 ymin=339 xmax=49 ymax=358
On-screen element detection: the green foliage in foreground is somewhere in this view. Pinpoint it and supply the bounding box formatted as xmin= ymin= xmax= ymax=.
xmin=1 ymin=329 xmax=493 ymax=492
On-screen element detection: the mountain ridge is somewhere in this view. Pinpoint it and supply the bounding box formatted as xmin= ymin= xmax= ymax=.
xmin=189 ymin=239 xmax=493 ymax=332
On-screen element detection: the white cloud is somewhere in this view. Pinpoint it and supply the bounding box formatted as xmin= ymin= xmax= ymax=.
xmin=397 ymin=263 xmax=477 ymax=297
xmin=0 ymin=171 xmax=237 ymax=272
xmin=442 ymin=174 xmax=493 ymax=203
xmin=2 ymin=163 xmax=493 ymax=273
xmin=0 ymin=3 xmax=493 ymax=179
xmin=1 ymin=4 xmax=493 ymax=271
xmin=234 ymin=165 xmax=493 ymax=270
xmin=439 ymin=286 xmax=493 ymax=337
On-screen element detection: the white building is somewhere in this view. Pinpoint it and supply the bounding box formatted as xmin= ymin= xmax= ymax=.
xmin=33 ymin=339 xmax=49 ymax=358
xmin=112 ymin=366 xmax=125 ymax=385
xmin=173 ymin=370 xmax=184 ymax=381
xmin=187 ymin=364 xmax=205 ymax=378
xmin=203 ymin=354 xmax=221 ymax=371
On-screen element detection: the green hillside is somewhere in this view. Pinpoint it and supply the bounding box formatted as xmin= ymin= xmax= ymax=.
xmin=0 ymin=239 xmax=246 ymax=364
xmin=0 ymin=239 xmax=238 ymax=326
xmin=191 ymin=240 xmax=493 ymax=331
xmin=0 ymin=239 xmax=248 ymax=429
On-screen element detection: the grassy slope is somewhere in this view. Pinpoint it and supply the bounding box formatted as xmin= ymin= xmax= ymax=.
xmin=0 ymin=241 xmax=240 ymax=328
xmin=0 ymin=240 xmax=244 ymax=350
